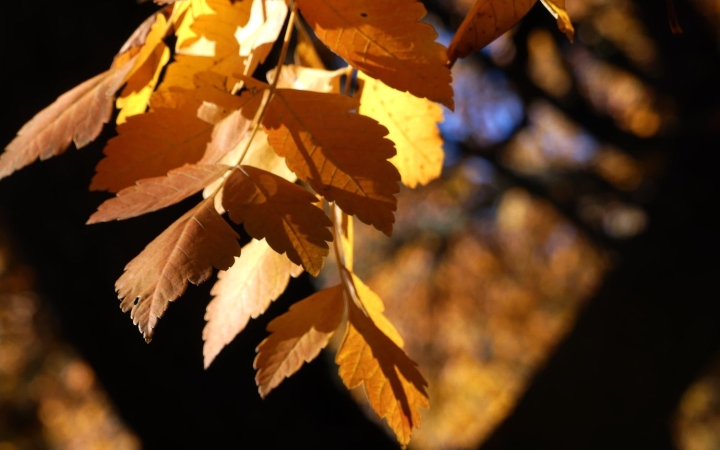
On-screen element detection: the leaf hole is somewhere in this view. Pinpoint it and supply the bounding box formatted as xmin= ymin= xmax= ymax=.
xmin=360 ymin=12 xmax=367 ymax=18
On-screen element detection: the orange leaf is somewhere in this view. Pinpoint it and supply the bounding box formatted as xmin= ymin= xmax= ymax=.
xmin=297 ymin=0 xmax=454 ymax=108
xmin=447 ymin=0 xmax=537 ymax=65
xmin=255 ymin=285 xmax=344 ymax=397
xmin=350 ymin=273 xmax=404 ymax=348
xmin=336 ymin=299 xmax=429 ymax=447
xmin=87 ymin=164 xmax=230 ymax=223
xmin=117 ymin=200 xmax=240 ymax=341
xmin=261 ymin=89 xmax=400 ymax=235
xmin=222 ymin=165 xmax=333 ymax=276
xmin=203 ymin=239 xmax=302 ymax=368
xmin=0 ymin=58 xmax=135 ymax=180
xmin=90 ymin=108 xmax=214 ymax=192
xmin=358 ymin=71 xmax=444 ymax=188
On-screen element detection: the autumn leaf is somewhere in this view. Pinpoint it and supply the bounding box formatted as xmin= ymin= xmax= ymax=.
xmin=350 ymin=273 xmax=404 ymax=348
xmin=297 ymin=0 xmax=454 ymax=108
xmin=336 ymin=298 xmax=428 ymax=447
xmin=117 ymin=200 xmax=240 ymax=341
xmin=269 ymin=65 xmax=345 ymax=93
xmin=87 ymin=164 xmax=230 ymax=223
xmin=203 ymin=239 xmax=302 ymax=368
xmin=446 ymin=0 xmax=537 ymax=66
xmin=358 ymin=71 xmax=444 ymax=188
xmin=260 ymin=89 xmax=400 ymax=235
xmin=116 ymin=12 xmax=172 ymax=124
xmin=0 ymin=58 xmax=135 ymax=180
xmin=222 ymin=165 xmax=333 ymax=276
xmin=540 ymin=0 xmax=575 ymax=42
xmin=90 ymin=108 xmax=214 ymax=192
xmin=175 ymin=0 xmax=251 ymax=56
xmin=255 ymin=285 xmax=344 ymax=397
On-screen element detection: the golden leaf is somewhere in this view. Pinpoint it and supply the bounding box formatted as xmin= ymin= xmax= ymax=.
xmin=203 ymin=238 xmax=302 ymax=368
xmin=255 ymin=285 xmax=344 ymax=397
xmin=447 ymin=0 xmax=537 ymax=65
xmin=117 ymin=200 xmax=241 ymax=341
xmin=261 ymin=89 xmax=400 ymax=235
xmin=116 ymin=12 xmax=172 ymax=124
xmin=336 ymin=298 xmax=429 ymax=447
xmin=90 ymin=108 xmax=214 ymax=192
xmin=350 ymin=273 xmax=404 ymax=348
xmin=297 ymin=0 xmax=454 ymax=108
xmin=358 ymin=71 xmax=444 ymax=188
xmin=222 ymin=165 xmax=333 ymax=276
xmin=87 ymin=164 xmax=230 ymax=223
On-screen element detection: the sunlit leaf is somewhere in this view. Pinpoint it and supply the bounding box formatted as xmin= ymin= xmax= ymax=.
xmin=255 ymin=285 xmax=344 ymax=397
xmin=203 ymin=239 xmax=302 ymax=368
xmin=117 ymin=201 xmax=241 ymax=341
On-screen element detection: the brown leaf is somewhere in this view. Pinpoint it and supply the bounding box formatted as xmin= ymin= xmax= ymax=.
xmin=203 ymin=239 xmax=301 ymax=368
xmin=117 ymin=200 xmax=240 ymax=341
xmin=358 ymin=71 xmax=444 ymax=188
xmin=222 ymin=165 xmax=333 ymax=276
xmin=297 ymin=0 xmax=453 ymax=109
xmin=0 ymin=58 xmax=135 ymax=180
xmin=261 ymin=89 xmax=400 ymax=235
xmin=90 ymin=108 xmax=214 ymax=192
xmin=255 ymin=285 xmax=344 ymax=397
xmin=87 ymin=164 xmax=230 ymax=223
xmin=447 ymin=0 xmax=537 ymax=65
xmin=336 ymin=299 xmax=429 ymax=447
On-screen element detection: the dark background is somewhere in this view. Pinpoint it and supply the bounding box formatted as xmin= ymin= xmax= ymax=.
xmin=1 ymin=0 xmax=719 ymax=449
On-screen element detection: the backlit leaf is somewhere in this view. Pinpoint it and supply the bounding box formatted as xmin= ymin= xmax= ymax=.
xmin=222 ymin=165 xmax=333 ymax=276
xmin=87 ymin=164 xmax=230 ymax=223
xmin=336 ymin=299 xmax=429 ymax=447
xmin=255 ymin=285 xmax=344 ymax=397
xmin=358 ymin=71 xmax=444 ymax=188
xmin=446 ymin=0 xmax=537 ymax=65
xmin=203 ymin=239 xmax=301 ymax=368
xmin=116 ymin=12 xmax=172 ymax=124
xmin=90 ymin=108 xmax=214 ymax=192
xmin=0 ymin=58 xmax=135 ymax=180
xmin=297 ymin=0 xmax=454 ymax=108
xmin=261 ymin=89 xmax=400 ymax=235
xmin=117 ymin=200 xmax=241 ymax=341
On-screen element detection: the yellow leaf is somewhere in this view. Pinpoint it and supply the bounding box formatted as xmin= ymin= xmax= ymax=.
xmin=447 ymin=0 xmax=537 ymax=65
xmin=540 ymin=0 xmax=575 ymax=42
xmin=175 ymin=0 xmax=250 ymax=56
xmin=87 ymin=164 xmax=230 ymax=223
xmin=117 ymin=200 xmax=241 ymax=341
xmin=351 ymin=273 xmax=404 ymax=348
xmin=91 ymin=108 xmax=214 ymax=192
xmin=260 ymin=89 xmax=400 ymax=235
xmin=268 ymin=65 xmax=345 ymax=93
xmin=222 ymin=165 xmax=333 ymax=276
xmin=116 ymin=13 xmax=172 ymax=124
xmin=203 ymin=239 xmax=301 ymax=368
xmin=255 ymin=285 xmax=344 ymax=397
xmin=297 ymin=0 xmax=454 ymax=109
xmin=336 ymin=298 xmax=429 ymax=447
xmin=358 ymin=71 xmax=444 ymax=188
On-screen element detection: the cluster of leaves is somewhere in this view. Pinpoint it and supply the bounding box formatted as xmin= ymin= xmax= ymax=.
xmin=1 ymin=0 xmax=572 ymax=445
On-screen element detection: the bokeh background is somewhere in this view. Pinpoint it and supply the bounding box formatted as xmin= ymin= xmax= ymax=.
xmin=1 ymin=0 xmax=720 ymax=449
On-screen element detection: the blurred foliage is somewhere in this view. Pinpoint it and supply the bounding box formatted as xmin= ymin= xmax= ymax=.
xmin=675 ymin=357 xmax=720 ymax=450
xmin=0 ymin=232 xmax=139 ymax=450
